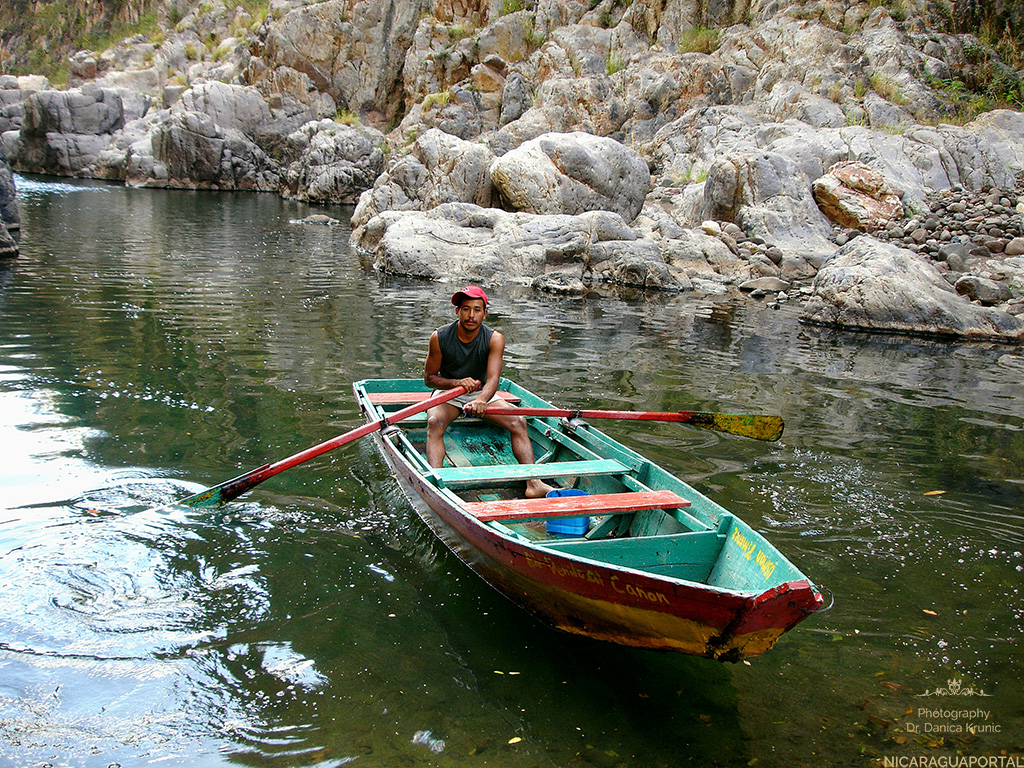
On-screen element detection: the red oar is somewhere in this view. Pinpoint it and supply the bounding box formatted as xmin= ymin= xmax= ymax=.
xmin=479 ymin=406 xmax=784 ymax=442
xmin=178 ymin=386 xmax=467 ymax=508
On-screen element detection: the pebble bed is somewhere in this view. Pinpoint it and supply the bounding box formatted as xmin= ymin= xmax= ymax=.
xmin=866 ymin=185 xmax=1024 ymax=261
xmin=822 ymin=185 xmax=1024 ymax=313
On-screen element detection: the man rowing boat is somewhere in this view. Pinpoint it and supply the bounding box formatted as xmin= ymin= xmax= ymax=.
xmin=423 ymin=286 xmax=554 ymax=498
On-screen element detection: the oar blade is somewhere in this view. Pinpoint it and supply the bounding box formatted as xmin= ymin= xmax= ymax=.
xmin=688 ymin=412 xmax=784 ymax=442
xmin=177 ymin=466 xmax=269 ymax=509
xmin=482 ymin=406 xmax=785 ymax=441
xmin=178 ymin=486 xmax=228 ymax=509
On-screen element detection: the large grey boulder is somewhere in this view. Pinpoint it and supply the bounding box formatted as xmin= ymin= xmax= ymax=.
xmin=490 ymin=132 xmax=650 ymax=222
xmin=15 ymin=86 xmax=152 ymax=176
xmin=174 ymin=80 xmax=326 ymax=162
xmin=801 ymin=238 xmax=1024 ymax=341
xmin=354 ymin=201 xmax=665 ymax=290
xmin=351 ymin=128 xmax=498 ymax=232
xmin=0 ymin=223 xmax=16 ymax=258
xmin=0 ymin=78 xmax=33 ymax=136
xmin=103 ymin=82 xmax=336 ymax=190
xmin=281 ymin=119 xmax=386 ymax=204
xmin=146 ymin=110 xmax=279 ymax=190
xmin=173 ymin=81 xmax=272 ymax=138
xmin=356 ymin=203 xmax=547 ymax=281
xmin=0 ymin=155 xmax=19 ymax=231
xmin=413 ymin=128 xmax=497 ymax=210
xmin=706 ymin=150 xmax=837 ymax=258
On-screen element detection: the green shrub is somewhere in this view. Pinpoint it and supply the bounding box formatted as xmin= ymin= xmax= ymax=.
xmin=870 ymin=73 xmax=908 ymax=105
xmin=335 ymin=108 xmax=360 ymax=125
xmin=678 ymin=26 xmax=721 ymax=55
xmin=423 ymin=90 xmax=451 ymax=110
xmin=606 ymin=48 xmax=626 ymax=75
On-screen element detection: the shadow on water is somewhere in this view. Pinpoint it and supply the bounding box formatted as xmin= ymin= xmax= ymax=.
xmin=1 ymin=176 xmax=1022 ymax=767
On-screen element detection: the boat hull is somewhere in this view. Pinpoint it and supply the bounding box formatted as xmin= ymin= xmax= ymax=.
xmin=356 ymin=379 xmax=823 ymax=660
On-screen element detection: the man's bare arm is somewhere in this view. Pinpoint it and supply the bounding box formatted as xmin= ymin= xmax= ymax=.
xmin=463 ymin=332 xmax=505 ymax=415
xmin=424 ymin=331 xmax=481 ymax=392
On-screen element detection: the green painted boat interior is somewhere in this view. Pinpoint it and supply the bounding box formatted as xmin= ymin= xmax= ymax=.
xmin=357 ymin=378 xmax=809 ymax=591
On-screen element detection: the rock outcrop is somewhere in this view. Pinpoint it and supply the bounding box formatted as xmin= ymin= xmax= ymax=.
xmin=801 ymin=237 xmax=1024 ymax=341
xmin=3 ymin=0 xmax=1024 ymax=339
xmin=0 ymin=155 xmax=18 ymax=258
xmin=490 ymin=132 xmax=650 ymax=222
xmin=281 ymin=120 xmax=387 ymax=204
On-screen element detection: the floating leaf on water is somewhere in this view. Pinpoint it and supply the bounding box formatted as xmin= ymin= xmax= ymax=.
xmin=923 ymin=490 xmax=946 ymax=496
xmin=508 ymin=737 xmax=522 ymax=745
xmin=923 ymin=609 xmax=938 ymax=616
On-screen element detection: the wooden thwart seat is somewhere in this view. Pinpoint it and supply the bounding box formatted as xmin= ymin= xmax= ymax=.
xmin=464 ymin=489 xmax=690 ymax=523
xmin=433 ymin=459 xmax=627 ymax=488
xmin=366 ymin=390 xmax=521 ymax=405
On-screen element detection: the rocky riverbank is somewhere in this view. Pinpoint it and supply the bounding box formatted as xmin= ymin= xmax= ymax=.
xmin=2 ymin=0 xmax=1024 ymax=341
xmin=0 ymin=157 xmax=18 ymax=257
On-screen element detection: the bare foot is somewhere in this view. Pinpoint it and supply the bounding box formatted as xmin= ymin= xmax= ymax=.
xmin=525 ymin=479 xmax=555 ymax=499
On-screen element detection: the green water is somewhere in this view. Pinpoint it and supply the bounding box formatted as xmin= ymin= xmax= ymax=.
xmin=1 ymin=176 xmax=1021 ymax=768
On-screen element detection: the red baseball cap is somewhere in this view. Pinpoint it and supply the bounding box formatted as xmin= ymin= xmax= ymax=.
xmin=451 ymin=285 xmax=488 ymax=306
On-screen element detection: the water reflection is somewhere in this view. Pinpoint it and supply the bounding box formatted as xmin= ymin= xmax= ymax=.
xmin=1 ymin=176 xmax=1022 ymax=767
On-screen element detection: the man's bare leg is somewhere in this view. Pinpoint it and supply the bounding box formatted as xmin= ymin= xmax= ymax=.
xmin=426 ymin=402 xmax=461 ymax=468
xmin=482 ymin=402 xmax=554 ymax=498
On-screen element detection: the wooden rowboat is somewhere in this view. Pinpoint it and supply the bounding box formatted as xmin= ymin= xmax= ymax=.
xmin=353 ymin=378 xmax=824 ymax=661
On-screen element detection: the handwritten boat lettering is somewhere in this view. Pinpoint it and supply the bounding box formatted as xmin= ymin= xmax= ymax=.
xmin=610 ymin=575 xmax=671 ymax=605
xmin=523 ymin=554 xmax=670 ymax=605
xmin=731 ymin=527 xmax=777 ymax=580
xmin=730 ymin=527 xmax=758 ymax=558
xmin=525 ymin=552 xmax=606 ymax=586
xmin=755 ymin=549 xmax=776 ymax=580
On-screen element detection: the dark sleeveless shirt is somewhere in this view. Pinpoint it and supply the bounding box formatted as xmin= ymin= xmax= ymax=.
xmin=436 ymin=320 xmax=493 ymax=382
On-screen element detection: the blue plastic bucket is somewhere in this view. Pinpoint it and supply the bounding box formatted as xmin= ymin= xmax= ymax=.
xmin=545 ymin=488 xmax=590 ymax=536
